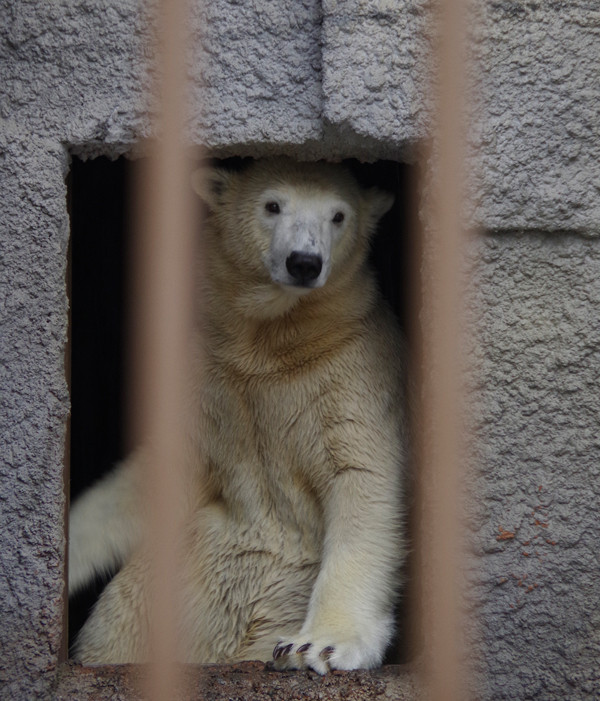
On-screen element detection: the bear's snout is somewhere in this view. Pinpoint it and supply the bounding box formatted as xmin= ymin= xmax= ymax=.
xmin=285 ymin=251 xmax=323 ymax=286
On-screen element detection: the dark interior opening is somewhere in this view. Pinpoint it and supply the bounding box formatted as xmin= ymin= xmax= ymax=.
xmin=67 ymin=155 xmax=415 ymax=661
xmin=67 ymin=156 xmax=131 ymax=644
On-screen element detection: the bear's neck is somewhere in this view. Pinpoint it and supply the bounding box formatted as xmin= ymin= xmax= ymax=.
xmin=203 ymin=262 xmax=379 ymax=376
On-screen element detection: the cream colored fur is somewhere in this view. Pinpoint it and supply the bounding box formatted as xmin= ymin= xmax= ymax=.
xmin=69 ymin=158 xmax=407 ymax=673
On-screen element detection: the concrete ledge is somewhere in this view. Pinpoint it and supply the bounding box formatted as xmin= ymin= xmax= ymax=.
xmin=55 ymin=662 xmax=419 ymax=700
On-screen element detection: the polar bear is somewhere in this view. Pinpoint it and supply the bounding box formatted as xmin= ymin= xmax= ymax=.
xmin=69 ymin=157 xmax=408 ymax=673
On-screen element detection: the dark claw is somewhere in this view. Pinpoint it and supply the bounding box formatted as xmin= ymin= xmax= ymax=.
xmin=297 ymin=643 xmax=312 ymax=654
xmin=320 ymin=645 xmax=335 ymax=661
xmin=274 ymin=642 xmax=293 ymax=659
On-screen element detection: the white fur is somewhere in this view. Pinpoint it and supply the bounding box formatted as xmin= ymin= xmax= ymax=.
xmin=69 ymin=460 xmax=142 ymax=594
xmin=69 ymin=158 xmax=407 ymax=673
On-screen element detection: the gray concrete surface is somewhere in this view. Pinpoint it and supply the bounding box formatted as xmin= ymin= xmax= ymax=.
xmin=1 ymin=0 xmax=598 ymax=698
xmin=467 ymin=232 xmax=600 ymax=699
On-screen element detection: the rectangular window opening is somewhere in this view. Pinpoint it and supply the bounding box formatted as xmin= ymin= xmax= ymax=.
xmin=66 ymin=155 xmax=417 ymax=665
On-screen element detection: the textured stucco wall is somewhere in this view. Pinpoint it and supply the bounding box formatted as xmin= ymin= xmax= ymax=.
xmin=0 ymin=1 xmax=599 ymax=698
xmin=471 ymin=3 xmax=600 ymax=233
xmin=0 ymin=132 xmax=71 ymax=698
xmin=467 ymin=233 xmax=600 ymax=698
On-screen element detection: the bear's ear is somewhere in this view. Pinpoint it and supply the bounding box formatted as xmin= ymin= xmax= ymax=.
xmin=191 ymin=166 xmax=233 ymax=210
xmin=364 ymin=187 xmax=395 ymax=222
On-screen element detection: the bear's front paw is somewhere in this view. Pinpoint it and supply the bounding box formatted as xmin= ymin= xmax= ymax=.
xmin=272 ymin=633 xmax=385 ymax=675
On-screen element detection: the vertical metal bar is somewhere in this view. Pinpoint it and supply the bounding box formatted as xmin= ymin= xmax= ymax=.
xmin=130 ymin=0 xmax=194 ymax=697
xmin=416 ymin=0 xmax=470 ymax=698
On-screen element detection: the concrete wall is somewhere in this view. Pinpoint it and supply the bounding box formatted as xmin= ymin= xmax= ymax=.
xmin=1 ymin=1 xmax=598 ymax=698
xmin=468 ymin=232 xmax=600 ymax=698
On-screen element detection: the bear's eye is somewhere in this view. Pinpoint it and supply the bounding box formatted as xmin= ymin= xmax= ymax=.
xmin=265 ymin=202 xmax=280 ymax=214
xmin=332 ymin=211 xmax=345 ymax=224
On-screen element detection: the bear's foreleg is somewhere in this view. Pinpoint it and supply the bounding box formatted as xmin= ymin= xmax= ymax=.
xmin=273 ymin=431 xmax=404 ymax=674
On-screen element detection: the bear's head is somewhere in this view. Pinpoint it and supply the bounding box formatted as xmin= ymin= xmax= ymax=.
xmin=192 ymin=158 xmax=393 ymax=319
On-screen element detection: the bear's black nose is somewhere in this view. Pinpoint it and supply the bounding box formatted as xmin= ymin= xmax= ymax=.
xmin=286 ymin=251 xmax=323 ymax=285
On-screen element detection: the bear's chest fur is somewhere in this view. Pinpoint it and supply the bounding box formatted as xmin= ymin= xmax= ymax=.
xmin=199 ymin=334 xmax=341 ymax=537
